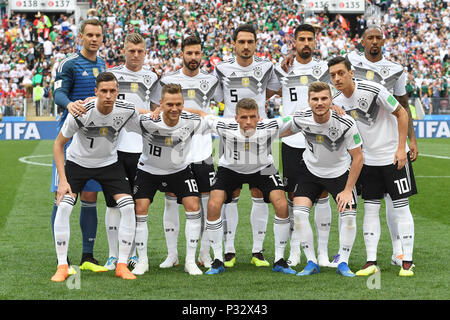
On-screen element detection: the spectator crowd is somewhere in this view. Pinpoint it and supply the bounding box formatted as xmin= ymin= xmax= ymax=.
xmin=0 ymin=0 xmax=448 ymax=119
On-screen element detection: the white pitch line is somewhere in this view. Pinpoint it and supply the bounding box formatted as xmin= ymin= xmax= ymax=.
xmin=18 ymin=154 xmax=52 ymax=167
xmin=420 ymin=153 xmax=450 ymax=160
xmin=415 ymin=176 xmax=450 ymax=178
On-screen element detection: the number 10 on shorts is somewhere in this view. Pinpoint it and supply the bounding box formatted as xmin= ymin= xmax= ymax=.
xmin=394 ymin=178 xmax=410 ymax=195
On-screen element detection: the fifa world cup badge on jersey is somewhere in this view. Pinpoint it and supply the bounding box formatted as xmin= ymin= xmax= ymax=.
xmin=366 ymin=70 xmax=374 ymax=81
xmin=300 ymin=75 xmax=308 ymax=85
xmin=188 ymin=89 xmax=196 ymax=99
xmin=130 ymin=82 xmax=139 ymax=93
xmin=316 ymin=135 xmax=324 ymax=143
xmin=165 ymin=137 xmax=173 ymax=146
xmin=244 ymin=142 xmax=250 ymax=150
xmin=242 ymin=77 xmax=250 ymax=87
xmin=350 ymin=110 xmax=359 ymax=120
xmin=99 ymin=127 xmax=108 ymax=136
xmin=92 ymin=68 xmax=99 ymax=78
xmin=353 ymin=133 xmax=361 ymax=145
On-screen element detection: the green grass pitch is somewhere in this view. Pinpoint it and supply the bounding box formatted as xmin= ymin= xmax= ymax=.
xmin=0 ymin=138 xmax=449 ymax=300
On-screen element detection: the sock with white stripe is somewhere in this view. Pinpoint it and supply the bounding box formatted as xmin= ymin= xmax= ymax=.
xmin=223 ymin=198 xmax=239 ymax=254
xmin=198 ymin=194 xmax=211 ymax=256
xmin=163 ymin=195 xmax=180 ymax=258
xmin=135 ymin=214 xmax=148 ymax=264
xmin=185 ymin=210 xmax=201 ymax=264
xmin=116 ymin=196 xmax=136 ymax=264
xmin=80 ymin=200 xmax=97 ymax=254
xmin=385 ymin=193 xmax=403 ymax=257
xmin=314 ymin=196 xmax=332 ymax=258
xmin=338 ymin=210 xmax=357 ymax=264
xmin=274 ymin=216 xmax=290 ymax=262
xmin=363 ymin=199 xmax=381 ymax=262
xmin=105 ymin=206 xmax=120 ymax=258
xmin=250 ymin=197 xmax=268 ymax=253
xmin=54 ymin=195 xmax=76 ymax=266
xmin=206 ymin=218 xmax=223 ymax=262
xmin=293 ymin=205 xmax=317 ymax=263
xmin=392 ymin=198 xmax=414 ymax=262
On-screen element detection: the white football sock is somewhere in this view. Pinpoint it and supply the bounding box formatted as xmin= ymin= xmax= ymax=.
xmin=185 ymin=210 xmax=202 ymax=264
xmin=206 ymin=217 xmax=223 ymax=262
xmin=105 ymin=206 xmax=120 ymax=258
xmin=338 ymin=210 xmax=357 ymax=264
xmin=363 ymin=199 xmax=381 ymax=262
xmin=385 ymin=193 xmax=403 ymax=256
xmin=223 ymin=197 xmax=239 ymax=254
xmin=163 ymin=195 xmax=180 ymax=257
xmin=117 ymin=196 xmax=136 ymax=264
xmin=274 ymin=216 xmax=290 ymax=262
xmin=392 ymin=198 xmax=415 ymax=262
xmin=314 ymin=196 xmax=332 ymax=258
xmin=135 ymin=214 xmax=148 ymax=263
xmin=54 ymin=195 xmax=75 ymax=266
xmin=250 ymin=197 xmax=268 ymax=253
xmin=293 ymin=205 xmax=317 ymax=263
xmin=288 ymin=199 xmax=301 ymax=257
xmin=198 ymin=194 xmax=210 ymax=256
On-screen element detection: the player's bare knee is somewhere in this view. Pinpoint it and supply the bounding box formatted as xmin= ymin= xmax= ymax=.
xmin=250 ymin=188 xmax=263 ymax=198
xmin=80 ymin=191 xmax=98 ymax=202
xmin=183 ymin=197 xmax=200 ymax=212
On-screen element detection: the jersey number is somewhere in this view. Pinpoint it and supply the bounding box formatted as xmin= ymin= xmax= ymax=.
xmin=87 ymin=137 xmax=94 ymax=148
xmin=148 ymin=143 xmax=161 ymax=157
xmin=289 ymin=88 xmax=298 ymax=102
xmin=230 ymin=89 xmax=238 ymax=103
xmin=185 ymin=179 xmax=199 ymax=193
xmin=269 ymin=174 xmax=283 ymax=187
xmin=394 ymin=178 xmax=410 ymax=194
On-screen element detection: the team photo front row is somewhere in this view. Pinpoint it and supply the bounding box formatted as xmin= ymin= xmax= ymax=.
xmin=50 ymin=60 xmax=416 ymax=282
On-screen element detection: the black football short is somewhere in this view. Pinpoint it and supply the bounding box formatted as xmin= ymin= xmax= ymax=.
xmin=133 ymin=166 xmax=199 ymax=204
xmin=281 ymin=143 xmax=305 ymax=193
xmin=211 ymin=165 xmax=285 ymax=204
xmin=104 ymin=151 xmax=140 ymax=206
xmin=293 ymin=161 xmax=357 ymax=209
xmin=360 ymin=152 xmax=417 ymax=201
xmin=65 ymin=160 xmax=131 ymax=207
xmin=189 ymin=157 xmax=216 ymax=193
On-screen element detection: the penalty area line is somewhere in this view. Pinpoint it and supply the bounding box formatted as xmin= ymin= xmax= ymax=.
xmin=18 ymin=154 xmax=52 ymax=167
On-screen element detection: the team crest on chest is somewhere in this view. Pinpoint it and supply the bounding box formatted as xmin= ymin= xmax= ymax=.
xmin=328 ymin=127 xmax=340 ymax=141
xmin=358 ymin=98 xmax=369 ymax=110
xmin=253 ymin=66 xmax=263 ymax=78
xmin=143 ymin=74 xmax=152 ymax=86
xmin=113 ymin=116 xmax=124 ymax=129
xmin=312 ymin=65 xmax=322 ymax=77
xmin=200 ymin=80 xmax=209 ymax=92
xmin=380 ymin=66 xmax=390 ymax=77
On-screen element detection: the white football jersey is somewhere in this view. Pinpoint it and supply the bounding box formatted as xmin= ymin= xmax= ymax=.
xmin=61 ymin=98 xmax=139 ymax=168
xmin=153 ymin=68 xmax=220 ymax=163
xmin=206 ymin=116 xmax=287 ymax=174
xmin=332 ymin=80 xmax=400 ymax=166
xmin=213 ymin=56 xmax=280 ymax=118
xmin=274 ymin=57 xmax=330 ymax=148
xmin=347 ymin=51 xmax=407 ymax=96
xmin=110 ymin=65 xmax=159 ymax=153
xmin=291 ymin=109 xmax=362 ymax=178
xmin=128 ymin=111 xmax=205 ymax=175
